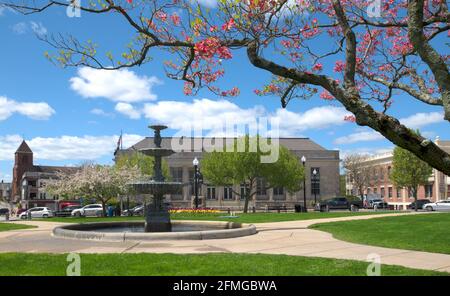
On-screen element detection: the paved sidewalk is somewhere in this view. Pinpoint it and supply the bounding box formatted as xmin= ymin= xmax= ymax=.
xmin=1 ymin=212 xmax=450 ymax=273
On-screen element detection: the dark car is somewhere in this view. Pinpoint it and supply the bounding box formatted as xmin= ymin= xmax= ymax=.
xmin=122 ymin=205 xmax=144 ymax=216
xmin=54 ymin=205 xmax=82 ymax=217
xmin=0 ymin=208 xmax=9 ymax=216
xmin=409 ymin=199 xmax=431 ymax=210
xmin=315 ymin=197 xmax=363 ymax=212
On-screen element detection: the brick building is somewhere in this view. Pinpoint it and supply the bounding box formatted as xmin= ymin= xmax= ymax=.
xmin=117 ymin=137 xmax=340 ymax=210
xmin=11 ymin=141 xmax=79 ymax=210
xmin=346 ymin=138 xmax=450 ymax=209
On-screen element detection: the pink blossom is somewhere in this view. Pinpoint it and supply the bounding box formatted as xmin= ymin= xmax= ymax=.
xmin=221 ymin=18 xmax=235 ymax=31
xmin=312 ymin=63 xmax=323 ymax=72
xmin=334 ymin=60 xmax=345 ymax=73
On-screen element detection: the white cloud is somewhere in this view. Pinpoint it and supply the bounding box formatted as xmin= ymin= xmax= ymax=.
xmin=70 ymin=67 xmax=162 ymax=103
xmin=12 ymin=22 xmax=27 ymax=34
xmin=272 ymin=106 xmax=352 ymax=137
xmin=143 ymin=98 xmax=351 ymax=137
xmin=115 ymin=102 xmax=141 ymax=119
xmin=193 ymin=0 xmax=217 ymax=8
xmin=0 ymin=96 xmax=55 ymax=120
xmin=334 ymin=131 xmax=383 ymax=145
xmin=0 ymin=134 xmax=144 ymax=161
xmin=400 ymin=112 xmax=444 ymax=129
xmin=90 ymin=108 xmax=114 ymax=117
xmin=334 ymin=111 xmax=445 ymax=145
xmin=11 ymin=21 xmax=47 ymax=37
xmin=30 ymin=21 xmax=47 ymax=37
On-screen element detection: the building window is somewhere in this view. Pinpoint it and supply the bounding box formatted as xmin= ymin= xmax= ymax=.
xmin=273 ymin=187 xmax=284 ymax=196
xmin=373 ymin=188 xmax=378 ymax=194
xmin=425 ymin=185 xmax=433 ymax=198
xmin=223 ymin=187 xmax=233 ymax=200
xmin=256 ymin=178 xmax=266 ymax=196
xmin=240 ymin=183 xmax=249 ymax=200
xmin=170 ymin=167 xmax=183 ymax=182
xmin=380 ymin=187 xmax=385 ymax=198
xmin=311 ymin=167 xmax=320 ymax=195
xmin=39 ymin=192 xmax=46 ymax=199
xmin=29 ymin=192 xmax=37 ymax=200
xmin=396 ymin=187 xmax=402 ymax=198
xmin=206 ymin=186 xmax=216 ymax=200
xmin=388 ymin=187 xmax=393 ymax=199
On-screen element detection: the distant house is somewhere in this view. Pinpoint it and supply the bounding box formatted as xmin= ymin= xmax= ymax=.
xmin=345 ymin=137 xmax=450 ymax=210
xmin=11 ymin=141 xmax=79 ymax=210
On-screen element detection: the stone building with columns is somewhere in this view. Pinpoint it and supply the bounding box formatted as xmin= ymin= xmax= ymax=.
xmin=116 ymin=137 xmax=340 ymax=210
xmin=345 ymin=138 xmax=450 ymax=210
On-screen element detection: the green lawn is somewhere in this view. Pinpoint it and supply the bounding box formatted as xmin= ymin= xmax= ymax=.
xmin=0 ymin=253 xmax=445 ymax=276
xmin=38 ymin=211 xmax=395 ymax=224
xmin=311 ymin=213 xmax=450 ymax=254
xmin=0 ymin=222 xmax=36 ymax=232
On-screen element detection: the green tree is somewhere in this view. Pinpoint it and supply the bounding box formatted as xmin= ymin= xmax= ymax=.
xmin=390 ymin=147 xmax=432 ymax=211
xmin=202 ymin=136 xmax=304 ymax=213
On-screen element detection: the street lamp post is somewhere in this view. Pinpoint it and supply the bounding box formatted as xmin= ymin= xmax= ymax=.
xmin=313 ymin=169 xmax=318 ymax=205
xmin=301 ymin=155 xmax=307 ymax=212
xmin=193 ymin=157 xmax=199 ymax=209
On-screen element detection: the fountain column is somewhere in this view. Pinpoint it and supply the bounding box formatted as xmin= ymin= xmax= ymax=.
xmin=144 ymin=125 xmax=172 ymax=232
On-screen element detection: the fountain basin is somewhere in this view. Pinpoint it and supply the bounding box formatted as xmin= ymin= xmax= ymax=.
xmin=53 ymin=221 xmax=257 ymax=241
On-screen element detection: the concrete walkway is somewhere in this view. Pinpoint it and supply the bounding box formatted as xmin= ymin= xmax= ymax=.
xmin=1 ymin=212 xmax=450 ymax=273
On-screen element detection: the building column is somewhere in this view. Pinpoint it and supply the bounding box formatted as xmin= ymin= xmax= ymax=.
xmin=269 ymin=188 xmax=274 ymax=202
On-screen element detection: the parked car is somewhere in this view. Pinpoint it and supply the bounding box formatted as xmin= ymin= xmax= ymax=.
xmin=71 ymin=204 xmax=103 ymax=217
xmin=54 ymin=205 xmax=82 ymax=217
xmin=373 ymin=201 xmax=390 ymax=209
xmin=0 ymin=208 xmax=9 ymax=216
xmin=366 ymin=199 xmax=383 ymax=209
xmin=408 ymin=199 xmax=431 ymax=210
xmin=423 ymin=200 xmax=450 ymax=212
xmin=16 ymin=208 xmax=27 ymax=216
xmin=19 ymin=207 xmax=54 ymax=219
xmin=122 ymin=205 xmax=144 ymax=216
xmin=315 ymin=197 xmax=363 ymax=212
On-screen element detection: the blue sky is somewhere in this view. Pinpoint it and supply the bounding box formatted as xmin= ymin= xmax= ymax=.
xmin=0 ymin=3 xmax=448 ymax=182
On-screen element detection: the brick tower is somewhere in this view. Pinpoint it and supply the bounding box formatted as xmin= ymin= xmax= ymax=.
xmin=11 ymin=141 xmax=34 ymax=199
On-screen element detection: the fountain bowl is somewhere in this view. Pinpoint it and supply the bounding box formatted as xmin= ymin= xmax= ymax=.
xmin=53 ymin=220 xmax=257 ymax=241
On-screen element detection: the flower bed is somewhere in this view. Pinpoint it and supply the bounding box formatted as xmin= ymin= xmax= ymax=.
xmin=169 ymin=208 xmax=221 ymax=214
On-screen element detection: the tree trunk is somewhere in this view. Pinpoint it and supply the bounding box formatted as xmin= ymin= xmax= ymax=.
xmin=414 ymin=188 xmax=418 ymax=212
xmin=101 ymin=200 xmax=107 ymax=217
xmin=243 ymin=192 xmax=250 ymax=214
xmin=246 ymin=37 xmax=450 ymax=177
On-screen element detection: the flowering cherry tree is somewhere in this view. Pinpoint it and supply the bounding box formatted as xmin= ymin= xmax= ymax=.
xmin=46 ymin=163 xmax=141 ymax=216
xmin=4 ymin=0 xmax=449 ymax=174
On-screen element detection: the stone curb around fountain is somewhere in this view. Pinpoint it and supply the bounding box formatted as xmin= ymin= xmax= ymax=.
xmin=52 ymin=220 xmax=257 ymax=242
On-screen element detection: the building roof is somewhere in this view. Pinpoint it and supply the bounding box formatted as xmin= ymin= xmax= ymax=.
xmin=127 ymin=137 xmax=328 ymax=152
xmin=15 ymin=140 xmax=32 ymax=153
xmin=33 ymin=166 xmax=79 ymax=174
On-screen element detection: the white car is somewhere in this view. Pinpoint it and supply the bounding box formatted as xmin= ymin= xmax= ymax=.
xmin=423 ymin=200 xmax=450 ymax=212
xmin=71 ymin=204 xmax=103 ymax=217
xmin=19 ymin=207 xmax=54 ymax=219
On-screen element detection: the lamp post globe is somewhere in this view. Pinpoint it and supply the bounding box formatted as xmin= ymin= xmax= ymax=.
xmin=301 ymin=155 xmax=307 ymax=212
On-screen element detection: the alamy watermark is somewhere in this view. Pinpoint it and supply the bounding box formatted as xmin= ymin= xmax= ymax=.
xmin=66 ymin=0 xmax=81 ymax=18
xmin=170 ymin=117 xmax=280 ymax=163
xmin=366 ymin=253 xmax=381 ymax=276
xmin=66 ymin=253 xmax=81 ymax=276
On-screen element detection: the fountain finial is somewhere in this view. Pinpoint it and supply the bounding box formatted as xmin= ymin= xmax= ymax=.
xmin=149 ymin=125 xmax=167 ymax=148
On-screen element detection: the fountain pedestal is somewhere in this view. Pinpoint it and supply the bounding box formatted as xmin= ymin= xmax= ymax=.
xmin=145 ymin=202 xmax=171 ymax=232
xmin=129 ymin=125 xmax=184 ymax=232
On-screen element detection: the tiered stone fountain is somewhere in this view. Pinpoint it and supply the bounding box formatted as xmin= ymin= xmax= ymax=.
xmin=129 ymin=125 xmax=183 ymax=232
